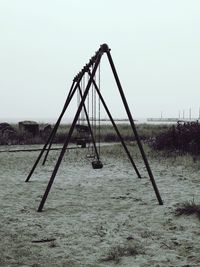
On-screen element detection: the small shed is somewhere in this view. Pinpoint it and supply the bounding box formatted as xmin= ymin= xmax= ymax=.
xmin=18 ymin=121 xmax=39 ymax=136
xmin=0 ymin=122 xmax=16 ymax=144
xmin=0 ymin=122 xmax=16 ymax=135
xmin=39 ymin=124 xmax=52 ymax=138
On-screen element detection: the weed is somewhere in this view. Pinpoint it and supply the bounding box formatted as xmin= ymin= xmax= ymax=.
xmin=152 ymin=121 xmax=200 ymax=155
xmin=101 ymin=243 xmax=141 ymax=264
xmin=49 ymin=241 xmax=57 ymax=248
xmin=0 ymin=122 xmax=169 ymax=145
xmin=175 ymin=200 xmax=200 ymax=220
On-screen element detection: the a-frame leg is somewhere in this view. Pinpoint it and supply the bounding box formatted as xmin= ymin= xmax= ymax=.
xmin=106 ymin=50 xmax=163 ymax=205
xmin=37 ymin=51 xmax=103 ymax=211
xmin=42 ymin=78 xmax=84 ymax=165
xmin=88 ymin=71 xmax=141 ymax=178
xmin=77 ymin=85 xmax=100 ymax=160
xmin=25 ymin=78 xmax=78 ymax=182
xmin=25 ymin=81 xmax=76 ymax=182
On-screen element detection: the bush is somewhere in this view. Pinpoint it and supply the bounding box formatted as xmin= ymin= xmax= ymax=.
xmin=101 ymin=244 xmax=141 ymax=264
xmin=0 ymin=122 xmax=170 ymax=145
xmin=175 ymin=200 xmax=200 ymax=220
xmin=151 ymin=121 xmax=200 ymax=155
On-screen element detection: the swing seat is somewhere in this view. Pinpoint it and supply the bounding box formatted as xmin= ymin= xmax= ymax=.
xmin=92 ymin=160 xmax=103 ymax=169
xmin=76 ymin=139 xmax=86 ymax=148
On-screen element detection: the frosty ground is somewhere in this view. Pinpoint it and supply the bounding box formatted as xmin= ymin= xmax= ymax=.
xmin=0 ymin=144 xmax=200 ymax=267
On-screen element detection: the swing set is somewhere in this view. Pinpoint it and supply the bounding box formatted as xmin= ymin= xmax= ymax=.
xmin=75 ymin=63 xmax=102 ymax=164
xmin=25 ymin=43 xmax=163 ymax=211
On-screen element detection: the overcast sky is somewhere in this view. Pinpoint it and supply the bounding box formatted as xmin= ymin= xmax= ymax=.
xmin=1 ymin=0 xmax=200 ymax=122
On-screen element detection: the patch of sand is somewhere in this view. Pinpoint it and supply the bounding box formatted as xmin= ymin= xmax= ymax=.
xmin=0 ymin=144 xmax=199 ymax=266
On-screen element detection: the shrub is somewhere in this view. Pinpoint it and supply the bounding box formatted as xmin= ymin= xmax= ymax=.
xmin=101 ymin=243 xmax=143 ymax=264
xmin=0 ymin=122 xmax=170 ymax=145
xmin=151 ymin=121 xmax=200 ymax=155
xmin=175 ymin=200 xmax=200 ymax=220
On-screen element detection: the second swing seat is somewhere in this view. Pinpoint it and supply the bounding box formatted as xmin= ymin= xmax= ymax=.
xmin=92 ymin=160 xmax=103 ymax=169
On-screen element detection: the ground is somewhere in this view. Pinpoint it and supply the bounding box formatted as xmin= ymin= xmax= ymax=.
xmin=0 ymin=144 xmax=200 ymax=267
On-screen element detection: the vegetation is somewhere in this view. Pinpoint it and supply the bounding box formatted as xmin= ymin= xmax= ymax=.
xmin=0 ymin=123 xmax=170 ymax=145
xmin=175 ymin=200 xmax=200 ymax=220
xmin=101 ymin=243 xmax=143 ymax=264
xmin=1 ymin=121 xmax=200 ymax=166
xmin=151 ymin=121 xmax=200 ymax=155
xmin=49 ymin=123 xmax=170 ymax=144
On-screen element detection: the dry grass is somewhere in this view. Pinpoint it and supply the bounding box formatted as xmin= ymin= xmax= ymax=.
xmin=101 ymin=243 xmax=143 ymax=264
xmin=175 ymin=200 xmax=200 ymax=220
xmin=1 ymin=123 xmax=169 ymax=145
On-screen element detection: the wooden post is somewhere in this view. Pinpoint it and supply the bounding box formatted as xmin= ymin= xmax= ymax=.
xmin=106 ymin=49 xmax=163 ymax=205
xmin=37 ymin=49 xmax=103 ymax=211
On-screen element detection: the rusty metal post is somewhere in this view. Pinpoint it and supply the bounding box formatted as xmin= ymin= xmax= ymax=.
xmin=42 ymin=80 xmax=80 ymax=165
xmin=88 ymin=71 xmax=141 ymax=178
xmin=25 ymin=80 xmax=77 ymax=182
xmin=37 ymin=50 xmax=103 ymax=211
xmin=106 ymin=50 xmax=163 ymax=205
xmin=77 ymin=85 xmax=100 ymax=160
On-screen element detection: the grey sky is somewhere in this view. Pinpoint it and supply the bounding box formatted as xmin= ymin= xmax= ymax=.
xmin=1 ymin=0 xmax=200 ymax=122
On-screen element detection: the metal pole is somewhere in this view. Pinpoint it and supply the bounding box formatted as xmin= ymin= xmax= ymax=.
xmin=37 ymin=50 xmax=103 ymax=211
xmin=88 ymin=71 xmax=141 ymax=178
xmin=42 ymin=80 xmax=80 ymax=165
xmin=78 ymin=85 xmax=100 ymax=160
xmin=25 ymin=80 xmax=76 ymax=182
xmin=106 ymin=50 xmax=163 ymax=205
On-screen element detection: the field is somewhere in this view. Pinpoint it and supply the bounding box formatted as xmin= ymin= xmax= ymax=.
xmin=0 ymin=123 xmax=171 ymax=145
xmin=0 ymin=143 xmax=200 ymax=267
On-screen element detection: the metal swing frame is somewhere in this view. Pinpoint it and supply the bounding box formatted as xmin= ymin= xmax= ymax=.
xmin=76 ymin=65 xmax=101 ymax=163
xmin=25 ymin=43 xmax=163 ymax=211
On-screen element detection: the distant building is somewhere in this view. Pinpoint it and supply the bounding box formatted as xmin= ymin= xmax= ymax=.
xmin=0 ymin=122 xmax=16 ymax=144
xmin=0 ymin=122 xmax=13 ymax=134
xmin=39 ymin=124 xmax=52 ymax=138
xmin=18 ymin=121 xmax=39 ymax=136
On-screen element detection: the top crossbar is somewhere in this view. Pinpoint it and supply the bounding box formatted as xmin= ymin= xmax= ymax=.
xmin=73 ymin=43 xmax=110 ymax=82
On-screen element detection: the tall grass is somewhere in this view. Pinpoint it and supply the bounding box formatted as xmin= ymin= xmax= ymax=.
xmin=175 ymin=200 xmax=200 ymax=220
xmin=101 ymin=243 xmax=143 ymax=264
xmin=0 ymin=123 xmax=170 ymax=145
xmin=99 ymin=123 xmax=170 ymax=142
xmin=151 ymin=121 xmax=200 ymax=155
